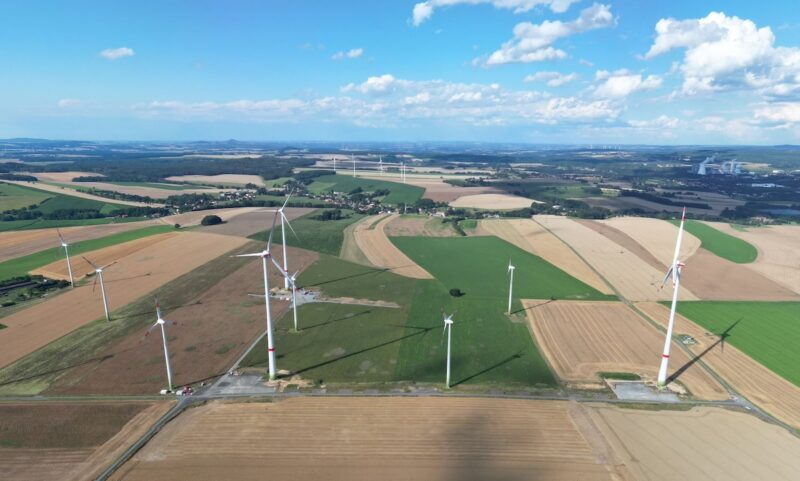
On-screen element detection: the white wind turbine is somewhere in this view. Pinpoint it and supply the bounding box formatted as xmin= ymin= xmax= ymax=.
xmin=82 ymin=256 xmax=116 ymax=321
xmin=57 ymin=229 xmax=74 ymax=287
xmin=233 ymin=213 xmax=281 ymax=380
xmin=401 ymin=162 xmax=406 ymax=183
xmin=507 ymin=260 xmax=516 ymax=315
xmin=352 ymin=154 xmax=356 ymax=178
xmin=333 ymin=156 xmax=337 ymax=172
xmin=272 ymin=261 xmax=301 ymax=332
xmin=442 ymin=311 xmax=455 ymax=388
xmin=379 ymin=155 xmax=384 ymax=176
xmin=657 ymin=207 xmax=688 ymax=388
xmin=266 ymin=192 xmax=298 ymax=289
xmin=144 ymin=298 xmax=178 ymax=393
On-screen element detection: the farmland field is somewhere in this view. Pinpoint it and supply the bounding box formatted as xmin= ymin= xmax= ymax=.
xmin=674 ymin=301 xmax=800 ymax=386
xmin=354 ymin=214 xmax=433 ymax=279
xmin=306 ymin=174 xmax=424 ymax=205
xmin=249 ymin=210 xmax=364 ymax=256
xmin=0 ymin=216 xmax=149 ymax=233
xmin=0 ymin=182 xmax=52 ymax=211
xmin=0 ymin=225 xmax=175 ymax=280
xmin=676 ymin=220 xmax=758 ymax=263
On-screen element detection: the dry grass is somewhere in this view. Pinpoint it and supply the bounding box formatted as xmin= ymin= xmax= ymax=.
xmin=449 ymin=193 xmax=535 ymax=210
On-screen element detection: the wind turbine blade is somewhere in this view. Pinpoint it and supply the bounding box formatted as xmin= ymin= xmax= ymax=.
xmin=266 ymin=209 xmax=279 ymax=251
xmin=82 ymin=256 xmax=100 ymax=269
xmin=660 ymin=267 xmax=674 ymax=289
xmin=100 ymin=260 xmax=118 ymax=270
xmin=57 ymin=228 xmax=66 ymax=245
xmin=233 ymin=253 xmax=263 ymax=258
xmin=280 ymin=189 xmax=294 ymax=210
xmin=282 ymin=213 xmax=299 ymax=240
xmin=155 ymin=297 xmax=162 ymax=319
xmin=144 ymin=321 xmax=159 ymax=338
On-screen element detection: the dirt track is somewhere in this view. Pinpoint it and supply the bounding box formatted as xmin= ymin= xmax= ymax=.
xmin=706 ymin=222 xmax=800 ymax=295
xmin=111 ymin=397 xmax=626 ymax=481
xmin=523 ymin=300 xmax=727 ymax=399
xmin=637 ymin=302 xmax=800 ymax=429
xmin=0 ymin=232 xmax=248 ymax=369
xmin=353 ymin=214 xmax=433 ymax=279
xmin=449 ymin=193 xmax=535 ymax=210
xmin=587 ymin=405 xmax=800 ymax=481
xmin=0 ymin=401 xmax=173 ymax=481
xmin=481 ymin=219 xmax=612 ymax=295
xmin=535 ymin=216 xmax=696 ymax=301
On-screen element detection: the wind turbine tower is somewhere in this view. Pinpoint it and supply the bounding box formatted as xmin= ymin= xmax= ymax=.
xmin=442 ymin=311 xmax=455 ymax=388
xmin=57 ymin=229 xmax=74 ymax=287
xmin=268 ymin=192 xmax=297 ymax=289
xmin=657 ymin=207 xmax=688 ymax=388
xmin=379 ymin=155 xmax=384 ymax=176
xmin=507 ymin=261 xmax=515 ymax=314
xmin=333 ymin=156 xmax=337 ymax=172
xmin=234 ymin=214 xmax=281 ymax=380
xmin=273 ymin=262 xmax=301 ymax=332
xmin=145 ymin=299 xmax=177 ymax=392
xmin=82 ymin=256 xmax=116 ymax=321
xmin=352 ymin=154 xmax=356 ymax=178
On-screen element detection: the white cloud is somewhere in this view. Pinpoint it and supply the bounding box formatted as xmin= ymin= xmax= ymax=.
xmin=342 ymin=74 xmax=403 ymax=94
xmin=644 ymin=12 xmax=800 ymax=97
xmin=57 ymin=98 xmax=81 ymax=108
xmin=332 ymin=48 xmax=364 ymax=60
xmin=755 ymin=102 xmax=800 ymax=123
xmin=482 ymin=3 xmax=614 ymax=66
xmin=403 ymin=92 xmax=432 ymax=105
xmin=593 ymin=70 xmax=662 ymax=98
xmin=524 ymin=71 xmax=578 ymax=86
xmin=628 ymin=115 xmax=680 ymax=129
xmin=411 ymin=0 xmax=579 ymax=26
xmin=99 ymin=47 xmax=135 ymax=60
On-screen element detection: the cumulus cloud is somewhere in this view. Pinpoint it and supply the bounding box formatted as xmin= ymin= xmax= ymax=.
xmin=412 ymin=0 xmax=579 ymax=26
xmin=99 ymin=47 xmax=135 ymax=60
xmin=57 ymin=98 xmax=81 ymax=108
xmin=524 ymin=71 xmax=578 ymax=86
xmin=481 ymin=3 xmax=614 ymax=66
xmin=341 ymin=74 xmax=404 ymax=94
xmin=332 ymin=48 xmax=364 ymax=60
xmin=593 ymin=70 xmax=662 ymax=98
xmin=628 ymin=115 xmax=680 ymax=129
xmin=755 ymin=102 xmax=800 ymax=123
xmin=643 ymin=12 xmax=800 ymax=97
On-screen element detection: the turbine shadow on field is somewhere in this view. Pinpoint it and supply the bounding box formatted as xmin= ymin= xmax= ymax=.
xmin=510 ymin=299 xmax=554 ymax=315
xmin=301 ymin=309 xmax=372 ymax=331
xmin=451 ymin=351 xmax=523 ymax=387
xmin=666 ymin=318 xmax=741 ymax=386
xmin=299 ymin=266 xmax=391 ymax=289
xmin=0 ymin=345 xmax=138 ymax=387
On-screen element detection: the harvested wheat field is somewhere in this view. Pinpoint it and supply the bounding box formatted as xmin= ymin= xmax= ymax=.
xmin=31 ymin=232 xmax=178 ymax=280
xmin=0 ymin=221 xmax=157 ymax=263
xmin=26 ymin=171 xmax=100 ymax=182
xmin=637 ymin=302 xmax=800 ymax=429
xmin=587 ymin=405 xmax=800 ymax=481
xmin=384 ymin=215 xmax=458 ymax=237
xmin=706 ymin=222 xmax=800 ymax=295
xmin=522 ymin=300 xmax=727 ymax=399
xmin=585 ymin=218 xmax=797 ymax=300
xmin=51 ymin=181 xmax=233 ymax=199
xmin=535 ymin=216 xmax=696 ymax=301
xmin=111 ymin=397 xmax=626 ymax=481
xmin=359 ymin=173 xmax=496 ymax=202
xmin=0 ymin=401 xmax=173 ymax=481
xmin=197 ymin=207 xmax=314 ymax=238
xmin=353 ymin=214 xmax=433 ymax=279
xmin=165 ymin=174 xmax=265 ymax=186
xmin=2 ymin=180 xmax=159 ymax=207
xmin=449 ymin=193 xmax=535 ymax=210
xmin=47 ymin=247 xmax=318 ymax=395
xmin=0 ymin=232 xmax=248 ymax=369
xmin=481 ymin=219 xmax=612 ymax=295
xmin=159 ymin=206 xmax=262 ymax=227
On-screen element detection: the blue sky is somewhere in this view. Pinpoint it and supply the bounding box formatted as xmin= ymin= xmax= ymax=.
xmin=1 ymin=0 xmax=800 ymax=143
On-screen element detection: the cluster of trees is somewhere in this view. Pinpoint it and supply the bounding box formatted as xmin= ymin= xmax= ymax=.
xmin=72 ymin=187 xmax=156 ymax=204
xmin=316 ymin=209 xmax=347 ymax=221
xmin=0 ymin=205 xmax=168 ymax=222
xmin=0 ymin=174 xmax=37 ymax=181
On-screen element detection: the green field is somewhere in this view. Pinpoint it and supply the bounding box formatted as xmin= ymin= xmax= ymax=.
xmin=107 ymin=181 xmax=207 ymax=190
xmin=0 ymin=216 xmax=149 ymax=233
xmin=0 ymin=182 xmax=127 ymax=217
xmin=0 ymin=225 xmax=175 ymax=280
xmin=253 ymin=194 xmax=326 ymax=207
xmin=249 ymin=210 xmax=364 ymax=256
xmin=676 ymin=301 xmax=800 ymax=387
xmin=307 ymin=174 xmax=424 ymax=205
xmin=675 ymin=220 xmax=758 ymax=263
xmin=0 ymin=183 xmax=53 ymax=211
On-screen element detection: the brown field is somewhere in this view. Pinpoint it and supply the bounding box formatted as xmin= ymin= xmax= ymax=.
xmin=449 ymin=193 xmax=535 ymax=210
xmin=0 ymin=401 xmax=173 ymax=481
xmin=637 ymin=302 xmax=800 ymax=429
xmin=164 ymin=174 xmax=265 ymax=186
xmin=535 ymin=216 xmax=697 ymax=301
xmin=50 ymin=181 xmax=233 ymax=199
xmin=481 ymin=218 xmax=612 ymax=295
xmin=111 ymin=397 xmax=627 ymax=481
xmin=31 ymin=232 xmax=178 ymax=280
xmin=159 ymin=206 xmax=262 ymax=227
xmin=585 ymin=218 xmax=797 ymax=300
xmin=0 ymin=221 xmax=158 ymax=263
xmin=2 ymin=180 xmax=159 ymax=207
xmin=339 ymin=218 xmax=375 ymax=266
xmin=587 ymin=405 xmax=800 ymax=481
xmin=359 ymin=172 xmax=497 ymax=202
xmin=706 ymin=222 xmax=800 ymax=295
xmin=522 ymin=300 xmax=727 ymax=399
xmin=0 ymin=232 xmax=248 ymax=369
xmin=196 ymin=207 xmax=314 ymax=238
xmin=47 ymin=246 xmax=318 ymax=395
xmin=384 ymin=214 xmax=458 ymax=237
xmin=25 ymin=171 xmax=100 ymax=182
xmin=353 ymin=214 xmax=433 ymax=279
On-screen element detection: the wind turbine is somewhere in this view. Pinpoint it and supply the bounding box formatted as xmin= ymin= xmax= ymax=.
xmin=82 ymin=256 xmax=116 ymax=321
xmin=352 ymin=154 xmax=356 ymax=178
xmin=144 ymin=298 xmax=177 ymax=393
xmin=266 ymin=192 xmax=298 ymax=289
xmin=657 ymin=207 xmax=687 ymax=388
xmin=57 ymin=229 xmax=74 ymax=287
xmin=507 ymin=261 xmax=516 ymax=315
xmin=379 ymin=155 xmax=384 ymax=176
xmin=272 ymin=262 xmax=301 ymax=332
xmin=442 ymin=311 xmax=455 ymax=388
xmin=401 ymin=162 xmax=406 ymax=183
xmin=333 ymin=156 xmax=337 ymax=172
xmin=233 ymin=213 xmax=280 ymax=380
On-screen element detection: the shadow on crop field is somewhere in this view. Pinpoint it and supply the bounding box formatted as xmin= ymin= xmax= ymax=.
xmin=510 ymin=299 xmax=554 ymax=315
xmin=666 ymin=318 xmax=741 ymax=386
xmin=451 ymin=351 xmax=523 ymax=387
xmin=301 ymin=309 xmax=373 ymax=331
xmin=0 ymin=345 xmax=138 ymax=387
